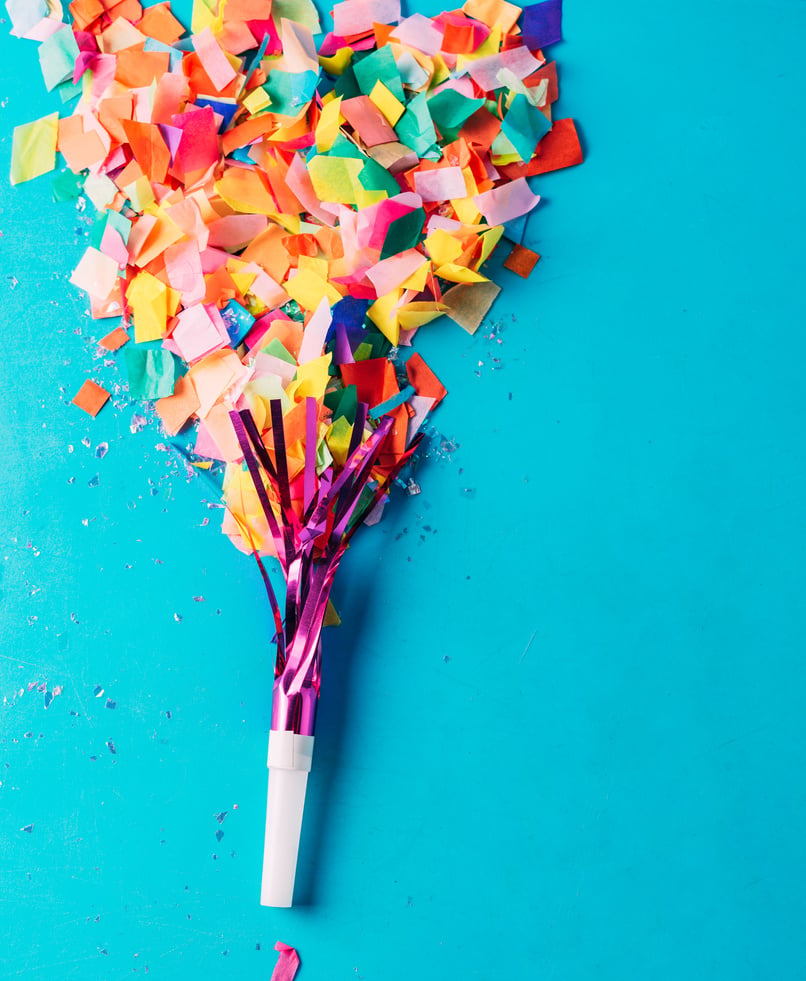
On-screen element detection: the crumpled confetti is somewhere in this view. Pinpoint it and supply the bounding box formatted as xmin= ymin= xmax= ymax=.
xmin=271 ymin=941 xmax=300 ymax=981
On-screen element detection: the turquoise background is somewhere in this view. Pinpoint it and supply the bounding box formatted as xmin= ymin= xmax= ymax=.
xmin=1 ymin=1 xmax=805 ymax=978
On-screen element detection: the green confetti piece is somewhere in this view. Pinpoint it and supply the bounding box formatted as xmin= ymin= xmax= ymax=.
xmin=262 ymin=338 xmax=297 ymax=364
xmin=325 ymin=383 xmax=358 ymax=423
xmin=353 ymin=47 xmax=405 ymax=102
xmin=125 ymin=348 xmax=178 ymax=400
xmin=501 ymin=94 xmax=552 ymax=162
xmin=394 ymin=93 xmax=438 ymax=158
xmin=334 ymin=65 xmax=361 ymax=100
xmin=358 ymin=157 xmax=401 ymax=198
xmin=380 ymin=208 xmax=426 ymax=261
xmin=427 ymin=89 xmax=485 ymax=144
xmin=38 ymin=25 xmax=80 ymax=92
xmin=51 ymin=169 xmax=85 ymax=203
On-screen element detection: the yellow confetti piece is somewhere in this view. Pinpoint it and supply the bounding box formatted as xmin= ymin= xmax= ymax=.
xmin=450 ymin=196 xmax=483 ymax=225
xmin=319 ymin=47 xmax=353 ymax=75
xmin=399 ymin=260 xmax=431 ymax=293
xmin=10 ymin=113 xmax=58 ymax=185
xmin=369 ymin=80 xmax=405 ymax=126
xmin=126 ymin=174 xmax=156 ymax=212
xmin=430 ymin=54 xmax=451 ymax=88
xmin=424 ymin=229 xmax=464 ymax=266
xmin=325 ymin=414 xmax=355 ymax=467
xmin=323 ymin=599 xmax=341 ymax=627
xmin=307 ymin=155 xmax=364 ymax=205
xmin=435 ymin=263 xmax=489 ymax=284
xmin=315 ymin=95 xmax=343 ymax=152
xmin=397 ymin=301 xmax=447 ymax=331
xmin=166 ymin=286 xmax=182 ymax=318
xmin=126 ymin=271 xmax=168 ymax=343
xmin=229 ymin=268 xmax=258 ymax=295
xmin=285 ymin=268 xmax=342 ymax=310
xmin=457 ymin=26 xmax=502 ymax=67
xmin=478 ymin=226 xmax=505 ymax=265
xmin=286 ymin=354 xmax=332 ymax=402
xmin=191 ymin=0 xmax=219 ymax=34
xmin=354 ymin=185 xmax=388 ymax=209
xmin=297 ymin=255 xmax=330 ymax=280
xmin=368 ymin=289 xmax=404 ymax=345
xmin=243 ymin=87 xmax=271 ymax=114
xmin=461 ymin=164 xmax=480 ymax=198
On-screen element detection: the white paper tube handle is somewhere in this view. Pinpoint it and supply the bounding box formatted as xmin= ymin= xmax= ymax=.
xmin=261 ymin=730 xmax=315 ymax=907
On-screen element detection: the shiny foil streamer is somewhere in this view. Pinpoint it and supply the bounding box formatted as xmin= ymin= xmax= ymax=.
xmin=231 ymin=404 xmax=422 ymax=737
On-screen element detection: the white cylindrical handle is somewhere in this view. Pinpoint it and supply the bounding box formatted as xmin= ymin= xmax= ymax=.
xmin=261 ymin=730 xmax=315 ymax=908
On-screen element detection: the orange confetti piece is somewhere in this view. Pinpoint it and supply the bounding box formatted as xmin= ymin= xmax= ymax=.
xmin=99 ymin=327 xmax=130 ymax=351
xmin=121 ymin=120 xmax=171 ymax=184
xmin=155 ymin=375 xmax=201 ymax=437
xmin=503 ymin=244 xmax=541 ymax=278
xmin=72 ymin=380 xmax=110 ymax=417
xmin=137 ymin=2 xmax=185 ymax=45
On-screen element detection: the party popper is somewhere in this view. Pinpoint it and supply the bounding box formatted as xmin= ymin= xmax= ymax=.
xmin=8 ymin=0 xmax=582 ymax=905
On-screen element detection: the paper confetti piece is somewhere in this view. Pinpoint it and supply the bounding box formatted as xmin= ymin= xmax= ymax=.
xmin=57 ymin=115 xmax=107 ymax=173
xmin=155 ymin=375 xmax=201 ymax=437
xmin=462 ymin=0 xmax=521 ymax=32
xmin=138 ymin=3 xmax=186 ymax=45
xmin=270 ymin=942 xmax=300 ymax=981
xmin=522 ymin=0 xmax=563 ymax=49
xmin=6 ymin=0 xmax=49 ymax=38
xmin=99 ymin=328 xmax=130 ymax=351
xmin=442 ymin=281 xmax=502 ymax=334
xmin=38 ymin=25 xmax=80 ymax=92
xmin=503 ymin=244 xmax=541 ymax=278
xmin=72 ymin=380 xmax=111 ymax=417
xmin=527 ymin=117 xmax=584 ymax=175
xmin=413 ymin=167 xmax=468 ymax=202
xmin=125 ymin=348 xmax=178 ymax=400
xmin=10 ymin=113 xmax=58 ymax=185
xmin=191 ymin=27 xmax=238 ymax=92
xmin=473 ymin=177 xmax=541 ymax=226
xmin=332 ymin=0 xmax=401 ymax=37
xmin=70 ymin=247 xmax=119 ymax=301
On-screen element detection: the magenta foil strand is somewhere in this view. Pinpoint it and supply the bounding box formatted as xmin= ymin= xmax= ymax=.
xmin=230 ymin=405 xmax=418 ymax=737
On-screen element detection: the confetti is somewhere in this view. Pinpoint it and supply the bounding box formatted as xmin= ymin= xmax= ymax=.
xmin=271 ymin=942 xmax=301 ymax=981
xmin=10 ymin=112 xmax=58 ymax=185
xmin=98 ymin=328 xmax=130 ymax=352
xmin=9 ymin=0 xmax=581 ymax=909
xmin=71 ymin=380 xmax=110 ymax=417
xmin=503 ymin=244 xmax=541 ymax=278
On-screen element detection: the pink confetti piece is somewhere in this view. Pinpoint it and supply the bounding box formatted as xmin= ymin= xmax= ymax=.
xmin=191 ymin=27 xmax=238 ymax=92
xmin=413 ymin=166 xmax=468 ymax=202
xmin=69 ymin=247 xmax=119 ymax=300
xmin=467 ymin=46 xmax=545 ymax=90
xmin=332 ymin=0 xmax=401 ymax=36
xmin=270 ymin=942 xmax=300 ymax=981
xmin=390 ymin=13 xmax=445 ymax=55
xmin=473 ymin=177 xmax=541 ymax=226
xmin=297 ymin=298 xmax=333 ymax=364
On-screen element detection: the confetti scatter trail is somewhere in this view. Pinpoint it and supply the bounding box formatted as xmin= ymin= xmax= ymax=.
xmin=8 ymin=0 xmax=581 ymax=905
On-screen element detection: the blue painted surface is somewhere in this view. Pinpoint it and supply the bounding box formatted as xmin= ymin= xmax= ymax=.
xmin=1 ymin=2 xmax=805 ymax=979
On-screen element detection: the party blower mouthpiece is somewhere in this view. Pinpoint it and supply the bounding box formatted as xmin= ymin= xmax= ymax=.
xmin=261 ymin=729 xmax=315 ymax=907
